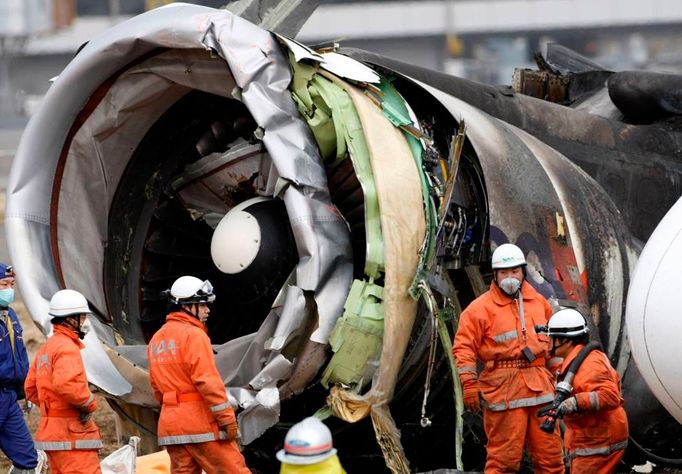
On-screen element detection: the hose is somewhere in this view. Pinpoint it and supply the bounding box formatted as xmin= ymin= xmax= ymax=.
xmin=628 ymin=434 xmax=682 ymax=466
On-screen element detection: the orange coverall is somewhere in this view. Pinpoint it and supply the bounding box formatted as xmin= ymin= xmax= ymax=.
xmin=147 ymin=311 xmax=250 ymax=474
xmin=559 ymin=344 xmax=629 ymax=473
xmin=25 ymin=324 xmax=102 ymax=474
xmin=453 ymin=281 xmax=564 ymax=473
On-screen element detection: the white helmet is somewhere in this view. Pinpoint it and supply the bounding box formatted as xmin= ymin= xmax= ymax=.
xmin=48 ymin=289 xmax=92 ymax=318
xmin=165 ymin=276 xmax=215 ymax=304
xmin=547 ymin=308 xmax=589 ymax=338
xmin=491 ymin=243 xmax=527 ymax=269
xmin=276 ymin=417 xmax=336 ymax=465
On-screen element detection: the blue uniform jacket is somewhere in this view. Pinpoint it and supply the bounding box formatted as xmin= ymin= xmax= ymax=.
xmin=0 ymin=307 xmax=30 ymax=387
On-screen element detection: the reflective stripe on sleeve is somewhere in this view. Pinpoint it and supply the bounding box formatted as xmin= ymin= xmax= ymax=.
xmin=588 ymin=391 xmax=600 ymax=410
xmin=79 ymin=393 xmax=95 ymax=410
xmin=493 ymin=330 xmax=518 ymax=343
xmin=459 ymin=366 xmax=477 ymax=374
xmin=158 ymin=432 xmax=217 ymax=445
xmin=210 ymin=402 xmax=230 ymax=413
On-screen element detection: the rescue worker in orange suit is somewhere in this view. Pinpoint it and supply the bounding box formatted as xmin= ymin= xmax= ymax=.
xmin=0 ymin=263 xmax=38 ymax=474
xmin=147 ymin=276 xmax=250 ymax=474
xmin=545 ymin=308 xmax=628 ymax=473
xmin=453 ymin=243 xmax=564 ymax=473
xmin=25 ymin=289 xmax=102 ymax=474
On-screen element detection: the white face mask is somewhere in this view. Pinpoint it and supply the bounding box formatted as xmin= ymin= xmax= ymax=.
xmin=499 ymin=277 xmax=521 ymax=295
xmin=80 ymin=319 xmax=91 ymax=335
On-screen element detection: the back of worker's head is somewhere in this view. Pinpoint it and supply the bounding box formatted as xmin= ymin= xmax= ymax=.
xmin=547 ymin=308 xmax=590 ymax=345
xmin=49 ymin=289 xmax=92 ymax=339
xmin=161 ymin=275 xmax=216 ymax=319
xmin=163 ymin=275 xmax=215 ymax=307
xmin=276 ymin=417 xmax=336 ymax=466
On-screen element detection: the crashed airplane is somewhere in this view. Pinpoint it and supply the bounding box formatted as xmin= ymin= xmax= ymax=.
xmin=7 ymin=2 xmax=682 ymax=472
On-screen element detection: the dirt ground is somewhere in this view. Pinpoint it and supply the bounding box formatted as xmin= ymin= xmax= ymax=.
xmin=0 ymin=301 xmax=120 ymax=470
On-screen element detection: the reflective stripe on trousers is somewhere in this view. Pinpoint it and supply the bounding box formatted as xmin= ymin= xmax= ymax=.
xmin=35 ymin=440 xmax=103 ymax=450
xmin=569 ymin=440 xmax=628 ymax=458
xmin=158 ymin=431 xmax=228 ymax=445
xmin=486 ymin=393 xmax=555 ymax=411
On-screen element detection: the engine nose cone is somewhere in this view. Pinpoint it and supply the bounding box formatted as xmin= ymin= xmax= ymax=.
xmin=211 ymin=197 xmax=268 ymax=274
xmin=210 ymin=196 xmax=298 ymax=284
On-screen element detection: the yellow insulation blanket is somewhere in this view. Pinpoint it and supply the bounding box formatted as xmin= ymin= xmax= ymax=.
xmin=323 ymin=73 xmax=426 ymax=474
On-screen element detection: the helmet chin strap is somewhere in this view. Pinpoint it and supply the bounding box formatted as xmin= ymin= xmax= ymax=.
xmin=181 ymin=303 xmax=201 ymax=320
xmin=63 ymin=315 xmax=86 ymax=339
xmin=550 ymin=337 xmax=571 ymax=357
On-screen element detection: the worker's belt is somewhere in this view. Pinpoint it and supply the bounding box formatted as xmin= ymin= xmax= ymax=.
xmin=491 ymin=357 xmax=546 ymax=369
xmin=43 ymin=407 xmax=81 ymax=417
xmin=162 ymin=391 xmax=203 ymax=405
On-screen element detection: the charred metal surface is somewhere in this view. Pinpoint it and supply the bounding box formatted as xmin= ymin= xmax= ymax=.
xmin=512 ymin=68 xmax=570 ymax=103
xmin=544 ymin=43 xmax=611 ymax=74
xmin=621 ymin=359 xmax=682 ymax=461
xmin=341 ymin=48 xmax=682 ymax=244
xmin=608 ymin=71 xmax=682 ymax=124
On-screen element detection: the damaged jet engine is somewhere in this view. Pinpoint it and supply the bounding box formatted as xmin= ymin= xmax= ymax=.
xmin=7 ymin=3 xmax=682 ymax=472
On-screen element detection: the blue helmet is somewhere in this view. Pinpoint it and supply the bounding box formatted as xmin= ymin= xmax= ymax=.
xmin=0 ymin=263 xmax=14 ymax=279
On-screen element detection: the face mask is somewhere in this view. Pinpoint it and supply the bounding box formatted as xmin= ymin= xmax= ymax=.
xmin=78 ymin=319 xmax=91 ymax=340
xmin=0 ymin=289 xmax=15 ymax=307
xmin=499 ymin=277 xmax=521 ymax=296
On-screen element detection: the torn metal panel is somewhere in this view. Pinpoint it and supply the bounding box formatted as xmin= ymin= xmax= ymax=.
xmin=290 ymin=60 xmax=384 ymax=278
xmin=318 ymin=52 xmax=381 ymax=84
xmin=171 ymin=141 xmax=269 ymax=218
xmin=275 ymin=34 xmax=324 ymax=63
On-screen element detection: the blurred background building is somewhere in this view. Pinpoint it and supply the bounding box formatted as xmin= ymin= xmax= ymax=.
xmin=3 ymin=0 xmax=682 ymax=120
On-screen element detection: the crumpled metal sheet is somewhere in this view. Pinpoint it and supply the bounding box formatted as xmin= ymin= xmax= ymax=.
xmin=8 ymin=2 xmax=352 ymax=439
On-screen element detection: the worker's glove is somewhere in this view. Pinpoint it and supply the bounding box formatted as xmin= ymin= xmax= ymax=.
xmin=462 ymin=380 xmax=481 ymax=414
xmin=557 ymin=396 xmax=579 ymax=416
xmin=79 ymin=411 xmax=93 ymax=424
xmin=220 ymin=421 xmax=239 ymax=441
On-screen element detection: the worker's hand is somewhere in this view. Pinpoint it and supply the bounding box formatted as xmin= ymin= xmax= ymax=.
xmin=557 ymin=396 xmax=578 ymax=416
xmin=220 ymin=421 xmax=239 ymax=441
xmin=462 ymin=380 xmax=481 ymax=413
